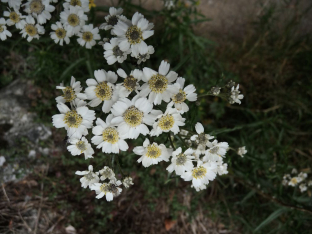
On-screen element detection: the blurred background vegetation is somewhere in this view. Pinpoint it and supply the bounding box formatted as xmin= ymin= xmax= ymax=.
xmin=0 ymin=0 xmax=312 ymax=233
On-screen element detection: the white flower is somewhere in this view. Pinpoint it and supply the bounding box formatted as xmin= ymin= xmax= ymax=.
xmin=229 ymin=84 xmax=244 ymax=105
xmin=77 ymin=24 xmax=101 ymax=49
xmin=85 ymin=69 xmax=119 ymax=113
xmin=50 ymin=22 xmax=71 ymax=46
xmin=75 ymin=165 xmax=99 ymax=188
xmin=103 ymin=38 xmax=130 ymax=65
xmin=56 ymin=76 xmax=86 ymax=104
xmin=299 ymin=183 xmax=307 ymax=193
xmin=170 ymin=77 xmax=197 ymax=114
xmin=134 ymin=138 xmax=171 ymax=167
xmin=63 ymin=0 xmax=89 ymax=12
xmin=115 ymin=68 xmax=143 ymax=98
xmin=98 ymin=166 xmax=115 ymax=181
xmin=298 ymin=172 xmax=307 ymax=181
xmin=203 ymin=140 xmax=229 ymax=162
xmin=140 ymin=60 xmax=179 ymax=105
xmin=134 ymin=45 xmax=154 ymax=64
xmin=288 ymin=177 xmax=301 ymax=187
xmin=166 ymin=147 xmax=194 ymax=176
xmin=190 ymin=122 xmax=214 ymax=155
xmin=67 ymin=136 xmax=94 ymax=159
xmin=122 ymin=177 xmax=134 ymax=188
xmin=216 ymin=162 xmax=228 ymax=175
xmin=60 ymin=6 xmax=87 ymax=36
xmin=100 ymin=7 xmax=128 ymax=32
xmin=90 ymin=179 xmax=122 ymax=201
xmin=20 ymin=15 xmax=45 ymax=42
xmin=3 ymin=9 xmax=25 ymax=29
xmin=164 ymin=0 xmax=175 ymax=9
xmin=111 ymin=96 xmax=161 ymax=139
xmin=0 ymin=156 xmax=6 ymax=167
xmin=237 ymin=146 xmax=247 ymax=157
xmin=91 ymin=115 xmax=129 ymax=154
xmin=181 ymin=161 xmax=217 ymax=189
xmin=308 ymin=180 xmax=312 ymax=187
xmin=0 ymin=18 xmax=12 ymax=41
xmin=52 ymin=101 xmax=95 ymax=139
xmin=112 ymin=12 xmax=154 ymax=57
xmin=1 ymin=0 xmax=22 ymax=9
xmin=150 ymin=104 xmax=185 ymax=136
xmin=24 ymin=0 xmax=55 ymax=25
xmin=291 ymin=168 xmax=298 ymax=174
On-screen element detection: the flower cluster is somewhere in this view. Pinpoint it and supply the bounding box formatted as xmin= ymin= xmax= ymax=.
xmin=282 ymin=169 xmax=311 ymax=193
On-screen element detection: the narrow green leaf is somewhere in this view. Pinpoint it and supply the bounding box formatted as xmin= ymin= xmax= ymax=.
xmin=254 ymin=208 xmax=287 ymax=232
xmin=60 ymin=58 xmax=85 ymax=81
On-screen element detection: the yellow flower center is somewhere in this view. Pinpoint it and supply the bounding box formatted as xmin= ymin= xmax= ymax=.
xmin=123 ymin=106 xmax=143 ymax=127
xmin=102 ymin=127 xmax=119 ymax=144
xmin=9 ymin=12 xmax=20 ymax=23
xmin=172 ymin=89 xmax=186 ymax=103
xmin=290 ymin=178 xmax=298 ymax=185
xmin=95 ymin=82 xmax=112 ymax=101
xmin=62 ymin=86 xmax=76 ymax=102
xmin=100 ymin=183 xmax=118 ymax=195
xmin=123 ymin=76 xmax=137 ymax=91
xmin=25 ymin=24 xmax=37 ymax=37
xmin=55 ymin=28 xmax=66 ymax=39
xmin=158 ymin=115 xmax=175 ymax=131
xmin=76 ymin=140 xmax=86 ymax=152
xmin=192 ymin=166 xmax=207 ymax=179
xmin=148 ymin=74 xmax=168 ymax=93
xmin=176 ymin=153 xmax=187 ymax=165
xmin=30 ymin=0 xmax=45 ymax=14
xmin=70 ymin=0 xmax=81 ymax=7
xmin=146 ymin=144 xmax=162 ymax=159
xmin=67 ymin=14 xmax=80 ymax=27
xmin=126 ymin=25 xmax=143 ymax=45
xmin=82 ymin=31 xmax=93 ymax=42
xmin=64 ymin=110 xmax=83 ymax=128
xmin=0 ymin=25 xmax=4 ymax=33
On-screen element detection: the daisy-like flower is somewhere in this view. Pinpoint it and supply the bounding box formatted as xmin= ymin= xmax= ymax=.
xmin=299 ymin=183 xmax=307 ymax=193
xmin=0 ymin=18 xmax=12 ymax=41
xmin=100 ymin=7 xmax=128 ymax=32
xmin=170 ymin=77 xmax=197 ymax=114
xmin=111 ymin=96 xmax=162 ymax=139
xmin=85 ymin=69 xmax=119 ymax=113
xmin=140 ymin=60 xmax=179 ymax=105
xmin=166 ymin=147 xmax=194 ymax=176
xmin=50 ymin=22 xmax=71 ymax=46
xmin=1 ymin=0 xmax=22 ymax=9
xmin=63 ymin=0 xmax=90 ymax=12
xmin=55 ymin=76 xmax=87 ymax=104
xmin=98 ymin=166 xmax=115 ymax=181
xmin=298 ymin=172 xmax=308 ymax=181
xmin=75 ymin=165 xmax=99 ymax=188
xmin=150 ymin=104 xmax=185 ymax=136
xmin=77 ymin=24 xmax=100 ymax=49
xmin=60 ymin=6 xmax=88 ymax=36
xmin=190 ymin=122 xmax=214 ymax=155
xmin=91 ymin=115 xmax=129 ymax=154
xmin=181 ymin=160 xmax=217 ymax=189
xmin=103 ymin=38 xmax=130 ymax=65
xmin=3 ymin=9 xmax=25 ymax=29
xmin=229 ymin=84 xmax=244 ymax=105
xmin=24 ymin=0 xmax=55 ymax=25
xmin=67 ymin=136 xmax=94 ymax=159
xmin=20 ymin=15 xmax=45 ymax=42
xmin=134 ymin=138 xmax=171 ymax=167
xmin=115 ymin=69 xmax=143 ymax=98
xmin=203 ymin=140 xmax=229 ymax=162
xmin=288 ymin=177 xmax=301 ymax=187
xmin=112 ymin=12 xmax=154 ymax=57
xmin=135 ymin=45 xmax=155 ymax=64
xmin=52 ymin=101 xmax=95 ymax=139
xmin=90 ymin=179 xmax=122 ymax=201
xmin=237 ymin=146 xmax=247 ymax=157
xmin=122 ymin=177 xmax=134 ymax=188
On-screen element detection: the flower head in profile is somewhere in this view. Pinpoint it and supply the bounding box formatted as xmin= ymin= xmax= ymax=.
xmin=100 ymin=7 xmax=128 ymax=32
xmin=0 ymin=18 xmax=12 ymax=41
xmin=91 ymin=115 xmax=129 ymax=154
xmin=85 ymin=69 xmax=119 ymax=113
xmin=104 ymin=38 xmax=130 ymax=65
xmin=50 ymin=22 xmax=71 ymax=46
xmin=237 ymin=146 xmax=247 ymax=157
xmin=170 ymin=77 xmax=197 ymax=114
xmin=77 ymin=24 xmax=101 ymax=49
xmin=90 ymin=179 xmax=122 ymax=201
xmin=111 ymin=96 xmax=161 ymax=139
xmin=166 ymin=147 xmax=194 ymax=176
xmin=3 ymin=9 xmax=25 ymax=29
xmin=24 ymin=0 xmax=55 ymax=25
xmin=229 ymin=84 xmax=244 ymax=105
xmin=67 ymin=136 xmax=94 ymax=159
xmin=134 ymin=139 xmax=171 ymax=167
xmin=116 ymin=68 xmax=143 ymax=98
xmin=60 ymin=6 xmax=88 ymax=36
xmin=56 ymin=76 xmax=86 ymax=104
xmin=99 ymin=166 xmax=116 ymax=181
xmin=122 ymin=177 xmax=134 ymax=188
xmin=75 ymin=165 xmax=99 ymax=188
xmin=20 ymin=15 xmax=45 ymax=42
xmin=140 ymin=60 xmax=179 ymax=105
xmin=190 ymin=122 xmax=214 ymax=155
